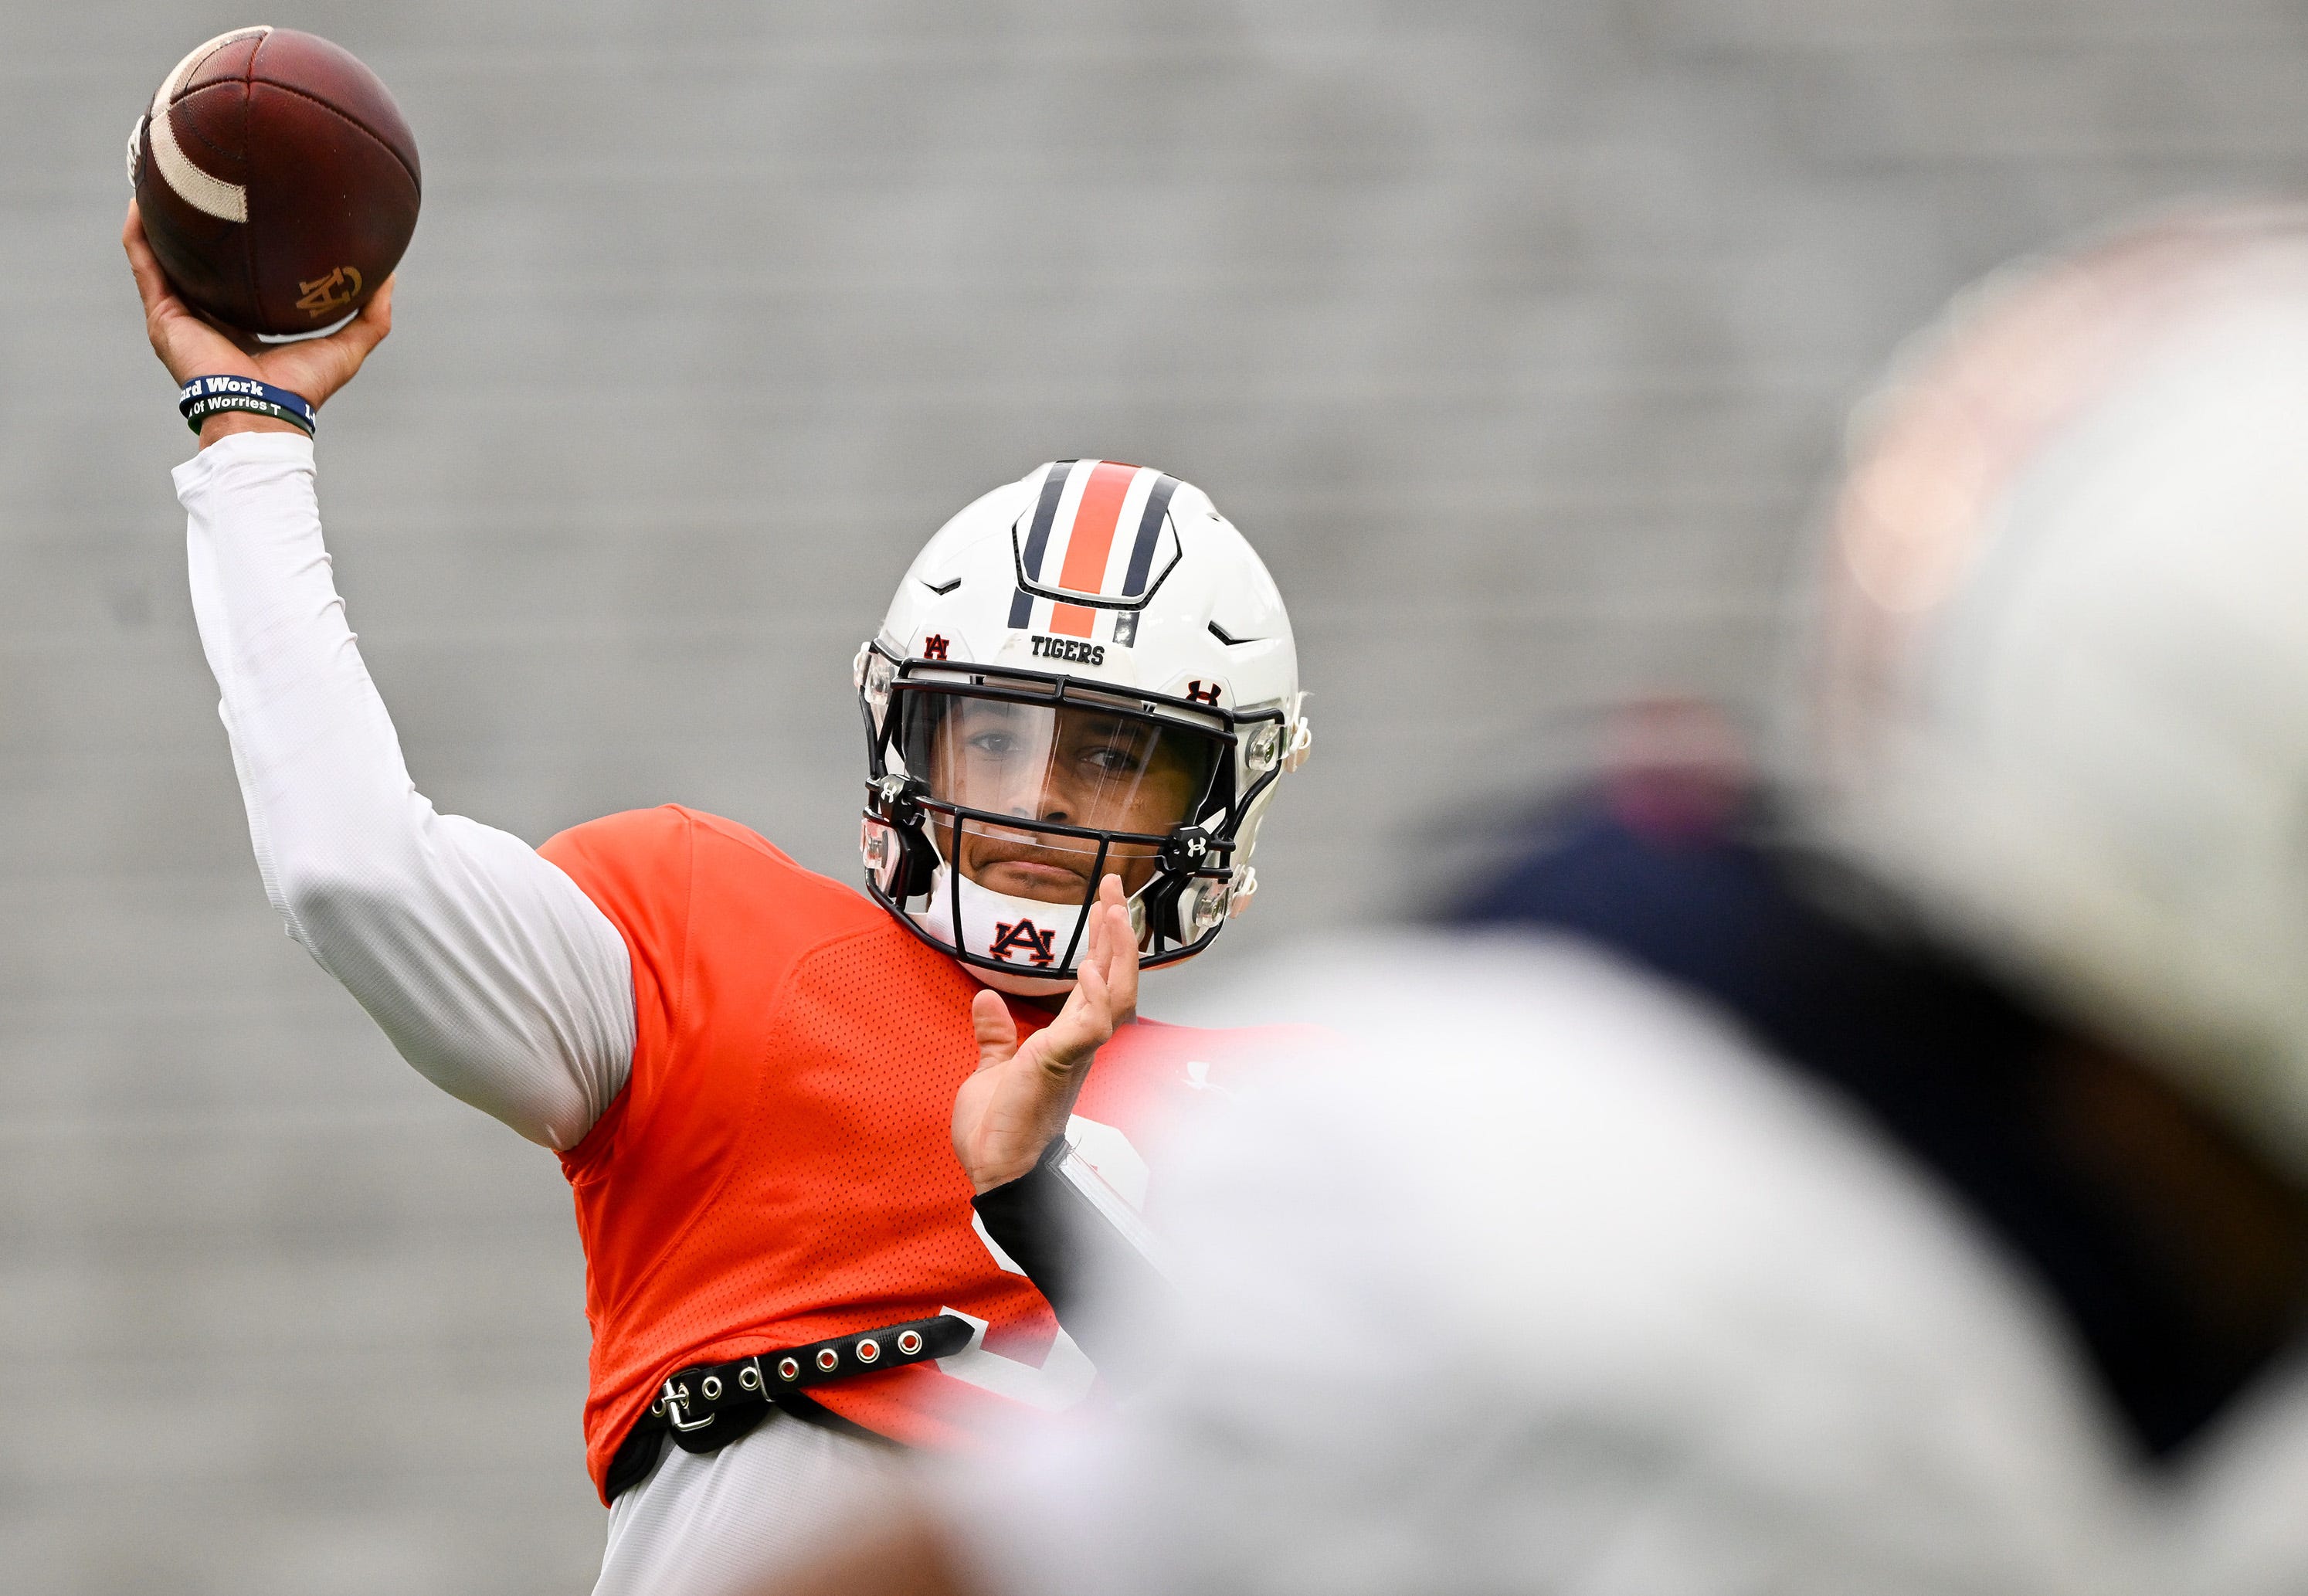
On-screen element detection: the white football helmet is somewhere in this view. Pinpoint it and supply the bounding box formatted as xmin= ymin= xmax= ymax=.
xmin=1798 ymin=204 xmax=2308 ymax=1173
xmin=856 ymin=460 xmax=1311 ymax=995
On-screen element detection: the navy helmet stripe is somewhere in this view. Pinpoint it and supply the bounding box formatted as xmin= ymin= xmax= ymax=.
xmin=1010 ymin=460 xmax=1074 ymax=629
xmin=1121 ymin=474 xmax=1177 ymax=597
xmin=1020 ymin=460 xmax=1074 ymax=582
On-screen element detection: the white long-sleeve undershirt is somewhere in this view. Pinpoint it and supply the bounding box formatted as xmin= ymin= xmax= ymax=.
xmin=176 ymin=432 xmax=635 ymax=1150
xmin=178 ymin=434 xmax=912 ymax=1589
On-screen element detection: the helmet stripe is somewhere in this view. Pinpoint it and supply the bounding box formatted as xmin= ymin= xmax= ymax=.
xmin=1120 ymin=474 xmax=1179 ymax=597
xmin=1056 ymin=461 xmax=1135 ymax=593
xmin=1010 ymin=460 xmax=1076 ymax=629
xmin=1007 ymin=460 xmax=1174 ymax=638
xmin=1019 ymin=460 xmax=1074 ymax=583
xmin=1048 ymin=460 xmax=1137 ymax=637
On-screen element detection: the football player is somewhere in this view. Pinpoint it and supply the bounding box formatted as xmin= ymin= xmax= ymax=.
xmin=749 ymin=207 xmax=2308 ymax=1596
xmin=124 ymin=202 xmax=1311 ymax=1596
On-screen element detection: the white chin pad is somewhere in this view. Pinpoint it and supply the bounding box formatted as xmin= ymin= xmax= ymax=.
xmin=914 ymin=865 xmax=1088 ymax=989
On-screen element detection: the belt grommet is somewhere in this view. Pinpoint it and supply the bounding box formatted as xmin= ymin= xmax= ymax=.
xmin=816 ymin=1347 xmax=840 ymax=1373
xmin=701 ymin=1374 xmax=722 ymax=1400
xmin=896 ymin=1329 xmax=923 ymax=1357
xmin=739 ymin=1365 xmax=761 ymax=1391
xmin=855 ymin=1337 xmax=881 ymax=1363
xmin=777 ymin=1357 xmax=801 ymax=1382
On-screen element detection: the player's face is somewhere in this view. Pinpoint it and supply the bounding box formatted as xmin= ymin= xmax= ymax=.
xmin=922 ymin=698 xmax=1213 ymax=902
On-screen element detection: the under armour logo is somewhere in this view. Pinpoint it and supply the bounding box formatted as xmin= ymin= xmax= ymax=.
xmin=922 ymin=634 xmax=950 ymax=661
xmin=1184 ymin=680 xmax=1222 ymax=706
xmin=1183 ymin=834 xmax=1208 ymax=858
xmin=990 ymin=919 xmax=1057 ymax=966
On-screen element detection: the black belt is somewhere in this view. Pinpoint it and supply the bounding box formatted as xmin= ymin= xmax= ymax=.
xmin=605 ymin=1312 xmax=976 ymax=1500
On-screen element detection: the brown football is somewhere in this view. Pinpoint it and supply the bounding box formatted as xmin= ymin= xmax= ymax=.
xmin=129 ymin=27 xmax=420 ymax=340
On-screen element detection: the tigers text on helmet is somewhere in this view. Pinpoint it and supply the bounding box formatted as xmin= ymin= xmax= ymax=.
xmin=856 ymin=460 xmax=1311 ymax=995
xmin=1796 ymin=204 xmax=2308 ymax=1177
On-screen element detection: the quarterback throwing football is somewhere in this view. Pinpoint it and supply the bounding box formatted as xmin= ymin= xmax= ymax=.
xmin=125 ymin=205 xmax=1310 ymax=1595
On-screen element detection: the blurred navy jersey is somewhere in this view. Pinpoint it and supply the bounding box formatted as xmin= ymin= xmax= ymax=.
xmin=1445 ymin=783 xmax=2303 ymax=1461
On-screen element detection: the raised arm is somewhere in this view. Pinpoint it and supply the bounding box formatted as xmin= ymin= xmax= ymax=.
xmin=129 ymin=202 xmax=633 ymax=1150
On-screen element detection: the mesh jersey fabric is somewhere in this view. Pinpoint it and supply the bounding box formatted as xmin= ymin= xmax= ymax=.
xmin=541 ymin=803 xmax=1292 ymax=1500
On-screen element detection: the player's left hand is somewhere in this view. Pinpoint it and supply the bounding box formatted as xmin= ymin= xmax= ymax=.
xmin=952 ymin=874 xmax=1140 ymax=1194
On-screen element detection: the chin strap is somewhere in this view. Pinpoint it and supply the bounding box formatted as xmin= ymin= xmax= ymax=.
xmin=915 ymin=863 xmax=1098 ymax=983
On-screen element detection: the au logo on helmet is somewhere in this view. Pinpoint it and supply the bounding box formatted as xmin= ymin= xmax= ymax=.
xmin=989 ymin=920 xmax=1057 ymax=967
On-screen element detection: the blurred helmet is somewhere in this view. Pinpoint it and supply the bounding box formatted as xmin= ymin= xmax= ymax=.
xmin=1800 ymin=205 xmax=2308 ymax=1172
xmin=856 ymin=460 xmax=1312 ymax=995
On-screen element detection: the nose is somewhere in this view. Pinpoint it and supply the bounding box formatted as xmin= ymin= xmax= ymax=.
xmin=1035 ymin=769 xmax=1091 ymax=827
xmin=989 ymin=766 xmax=1081 ymax=825
xmin=996 ymin=779 xmax=1070 ymax=826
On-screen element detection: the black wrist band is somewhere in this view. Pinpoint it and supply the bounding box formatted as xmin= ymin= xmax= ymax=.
xmin=181 ymin=394 xmax=315 ymax=436
xmin=178 ymin=375 xmax=317 ymax=435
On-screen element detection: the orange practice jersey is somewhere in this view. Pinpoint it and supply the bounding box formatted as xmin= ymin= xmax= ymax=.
xmin=540 ymin=805 xmax=1292 ymax=1500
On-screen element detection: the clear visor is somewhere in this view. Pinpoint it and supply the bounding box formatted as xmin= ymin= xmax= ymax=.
xmin=898 ymin=691 xmax=1224 ymax=905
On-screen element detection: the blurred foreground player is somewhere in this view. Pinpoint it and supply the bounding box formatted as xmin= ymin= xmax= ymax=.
xmin=763 ymin=208 xmax=2308 ymax=1596
xmin=125 ymin=202 xmax=1311 ymax=1596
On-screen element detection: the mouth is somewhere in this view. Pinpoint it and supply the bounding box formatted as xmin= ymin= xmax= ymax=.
xmin=958 ymin=823 xmax=1164 ymax=903
xmin=965 ymin=838 xmax=1093 ymax=902
xmin=979 ymin=860 xmax=1087 ymax=899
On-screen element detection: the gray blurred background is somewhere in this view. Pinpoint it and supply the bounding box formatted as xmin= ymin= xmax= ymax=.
xmin=7 ymin=1 xmax=2308 ymax=1590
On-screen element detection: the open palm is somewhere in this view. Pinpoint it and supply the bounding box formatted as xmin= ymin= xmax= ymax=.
xmin=952 ymin=874 xmax=1141 ymax=1194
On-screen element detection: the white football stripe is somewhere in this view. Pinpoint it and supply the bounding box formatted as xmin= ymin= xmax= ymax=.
xmin=253 ymin=307 xmax=359 ymax=344
xmin=146 ymin=26 xmax=270 ymax=224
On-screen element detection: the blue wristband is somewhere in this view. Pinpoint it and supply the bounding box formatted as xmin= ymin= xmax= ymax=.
xmin=178 ymin=375 xmax=317 ymax=432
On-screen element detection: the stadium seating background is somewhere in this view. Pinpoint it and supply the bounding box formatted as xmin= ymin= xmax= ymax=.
xmin=7 ymin=2 xmax=2308 ymax=1588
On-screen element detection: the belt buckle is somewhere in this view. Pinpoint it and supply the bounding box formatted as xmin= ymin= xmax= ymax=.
xmin=653 ymin=1377 xmax=716 ymax=1434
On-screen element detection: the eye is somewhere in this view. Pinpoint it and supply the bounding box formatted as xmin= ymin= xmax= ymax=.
xmin=967 ymin=730 xmax=1021 ymax=758
xmin=1083 ymin=740 xmax=1147 ymax=775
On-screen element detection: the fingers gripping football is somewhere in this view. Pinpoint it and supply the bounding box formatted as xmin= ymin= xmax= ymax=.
xmin=951 ymin=875 xmax=1139 ymax=1194
xmin=124 ymin=199 xmax=393 ymax=438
